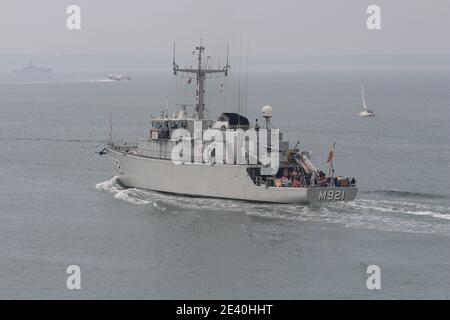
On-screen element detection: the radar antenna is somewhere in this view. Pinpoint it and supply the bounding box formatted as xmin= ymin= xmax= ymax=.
xmin=173 ymin=41 xmax=230 ymax=119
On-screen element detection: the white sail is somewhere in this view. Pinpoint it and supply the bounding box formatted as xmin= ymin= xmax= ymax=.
xmin=361 ymin=83 xmax=368 ymax=111
xmin=359 ymin=82 xmax=375 ymax=117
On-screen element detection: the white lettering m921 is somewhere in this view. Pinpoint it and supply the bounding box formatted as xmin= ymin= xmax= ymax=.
xmin=319 ymin=190 xmax=345 ymax=201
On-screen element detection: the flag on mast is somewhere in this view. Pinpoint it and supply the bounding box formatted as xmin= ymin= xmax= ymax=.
xmin=327 ymin=141 xmax=335 ymax=163
xmin=327 ymin=141 xmax=336 ymax=176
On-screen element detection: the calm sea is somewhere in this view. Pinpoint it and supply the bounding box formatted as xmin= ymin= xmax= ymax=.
xmin=0 ymin=69 xmax=449 ymax=299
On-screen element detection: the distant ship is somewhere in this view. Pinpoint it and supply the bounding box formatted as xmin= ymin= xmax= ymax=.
xmin=359 ymin=83 xmax=375 ymax=117
xmin=14 ymin=60 xmax=53 ymax=73
xmin=109 ymin=74 xmax=131 ymax=81
xmin=100 ymin=42 xmax=358 ymax=204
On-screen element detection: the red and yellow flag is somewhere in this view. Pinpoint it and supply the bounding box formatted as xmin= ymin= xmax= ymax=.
xmin=326 ymin=141 xmax=335 ymax=163
xmin=326 ymin=150 xmax=334 ymax=163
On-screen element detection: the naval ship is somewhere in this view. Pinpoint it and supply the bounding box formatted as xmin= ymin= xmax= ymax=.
xmin=102 ymin=43 xmax=357 ymax=203
xmin=14 ymin=60 xmax=53 ymax=73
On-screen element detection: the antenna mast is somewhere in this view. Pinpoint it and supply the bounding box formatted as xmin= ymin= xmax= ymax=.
xmin=238 ymin=41 xmax=242 ymax=127
xmin=108 ymin=113 xmax=112 ymax=142
xmin=173 ymin=41 xmax=230 ymax=119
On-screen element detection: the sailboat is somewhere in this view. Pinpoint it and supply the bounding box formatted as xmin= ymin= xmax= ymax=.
xmin=359 ymin=83 xmax=375 ymax=117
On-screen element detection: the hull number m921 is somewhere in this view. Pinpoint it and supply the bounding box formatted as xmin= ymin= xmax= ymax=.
xmin=319 ymin=190 xmax=345 ymax=201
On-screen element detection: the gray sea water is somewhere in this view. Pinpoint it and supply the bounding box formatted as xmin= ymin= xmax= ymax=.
xmin=0 ymin=69 xmax=449 ymax=299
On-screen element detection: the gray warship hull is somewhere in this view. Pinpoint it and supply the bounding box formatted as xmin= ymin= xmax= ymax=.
xmin=108 ymin=148 xmax=357 ymax=204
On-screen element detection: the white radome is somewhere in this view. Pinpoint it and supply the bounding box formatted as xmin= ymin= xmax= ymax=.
xmin=262 ymin=105 xmax=273 ymax=118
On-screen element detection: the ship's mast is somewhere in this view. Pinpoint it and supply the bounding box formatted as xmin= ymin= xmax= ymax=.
xmin=173 ymin=42 xmax=230 ymax=119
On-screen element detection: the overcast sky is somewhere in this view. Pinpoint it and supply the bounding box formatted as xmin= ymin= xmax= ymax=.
xmin=0 ymin=0 xmax=448 ymax=69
